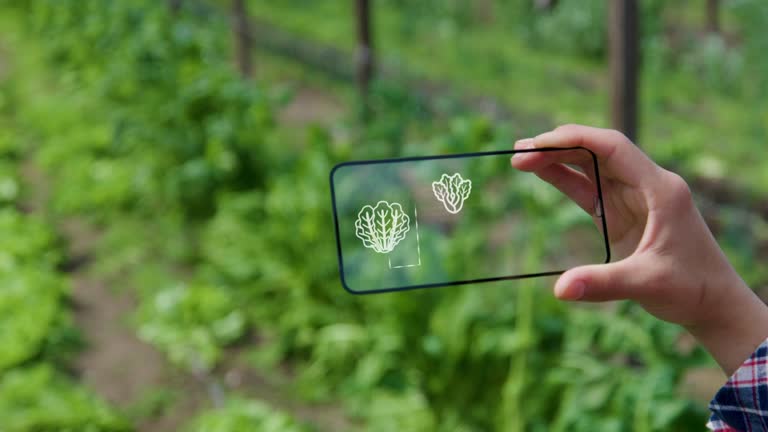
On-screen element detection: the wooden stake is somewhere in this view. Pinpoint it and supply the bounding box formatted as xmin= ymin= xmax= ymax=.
xmin=168 ymin=0 xmax=182 ymax=14
xmin=355 ymin=0 xmax=374 ymax=115
xmin=706 ymin=0 xmax=720 ymax=34
xmin=608 ymin=0 xmax=640 ymax=142
xmin=232 ymin=0 xmax=253 ymax=79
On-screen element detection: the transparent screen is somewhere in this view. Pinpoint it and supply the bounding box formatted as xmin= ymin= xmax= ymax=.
xmin=330 ymin=148 xmax=609 ymax=294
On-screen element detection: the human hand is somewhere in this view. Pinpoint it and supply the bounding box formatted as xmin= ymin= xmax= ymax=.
xmin=510 ymin=124 xmax=768 ymax=374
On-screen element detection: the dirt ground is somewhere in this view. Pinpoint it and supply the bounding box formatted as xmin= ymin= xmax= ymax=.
xmin=16 ymin=86 xmax=352 ymax=431
xmin=62 ymin=218 xmax=212 ymax=431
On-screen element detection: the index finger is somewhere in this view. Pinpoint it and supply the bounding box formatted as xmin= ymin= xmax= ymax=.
xmin=531 ymin=124 xmax=659 ymax=185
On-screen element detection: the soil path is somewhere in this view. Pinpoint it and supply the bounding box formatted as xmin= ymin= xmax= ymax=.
xmin=278 ymin=86 xmax=345 ymax=126
xmin=15 ymin=80 xmax=353 ymax=431
xmin=63 ymin=220 xmax=211 ymax=431
xmin=19 ymin=161 xmax=210 ymax=432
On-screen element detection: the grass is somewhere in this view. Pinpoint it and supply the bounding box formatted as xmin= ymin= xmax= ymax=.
xmin=250 ymin=0 xmax=768 ymax=194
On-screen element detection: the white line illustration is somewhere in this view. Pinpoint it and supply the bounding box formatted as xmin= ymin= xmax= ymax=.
xmin=432 ymin=172 xmax=472 ymax=214
xmin=388 ymin=207 xmax=421 ymax=269
xmin=355 ymin=200 xmax=410 ymax=253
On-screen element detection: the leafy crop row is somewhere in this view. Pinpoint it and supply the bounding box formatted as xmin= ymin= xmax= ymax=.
xmin=0 ymin=82 xmax=129 ymax=430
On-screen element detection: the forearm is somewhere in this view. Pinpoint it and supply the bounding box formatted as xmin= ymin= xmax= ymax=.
xmin=685 ymin=269 xmax=768 ymax=376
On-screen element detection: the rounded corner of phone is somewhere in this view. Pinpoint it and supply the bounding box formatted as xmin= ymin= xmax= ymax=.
xmin=330 ymin=148 xmax=610 ymax=294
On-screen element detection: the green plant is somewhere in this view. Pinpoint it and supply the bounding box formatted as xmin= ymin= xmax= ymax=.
xmin=136 ymin=282 xmax=247 ymax=370
xmin=0 ymin=365 xmax=131 ymax=432
xmin=19 ymin=0 xmax=277 ymax=221
xmin=184 ymin=398 xmax=311 ymax=432
xmin=0 ymin=267 xmax=68 ymax=372
xmin=0 ymin=209 xmax=78 ymax=372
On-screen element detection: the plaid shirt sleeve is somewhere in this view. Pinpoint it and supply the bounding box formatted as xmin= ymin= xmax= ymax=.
xmin=707 ymin=339 xmax=768 ymax=432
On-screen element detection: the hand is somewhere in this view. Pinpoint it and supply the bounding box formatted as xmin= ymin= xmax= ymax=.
xmin=510 ymin=124 xmax=768 ymax=375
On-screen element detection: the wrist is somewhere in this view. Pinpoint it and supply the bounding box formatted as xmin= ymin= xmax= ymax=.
xmin=685 ymin=269 xmax=768 ymax=375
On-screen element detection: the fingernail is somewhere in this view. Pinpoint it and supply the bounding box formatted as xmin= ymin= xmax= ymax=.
xmin=517 ymin=138 xmax=535 ymax=148
xmin=513 ymin=138 xmax=535 ymax=159
xmin=556 ymin=280 xmax=585 ymax=301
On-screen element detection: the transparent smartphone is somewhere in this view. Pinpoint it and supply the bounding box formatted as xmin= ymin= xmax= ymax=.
xmin=329 ymin=147 xmax=610 ymax=294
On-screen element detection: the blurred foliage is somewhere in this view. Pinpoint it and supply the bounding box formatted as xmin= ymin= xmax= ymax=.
xmin=5 ymin=0 xmax=768 ymax=431
xmin=0 ymin=262 xmax=67 ymax=371
xmin=137 ymin=282 xmax=247 ymax=370
xmin=22 ymin=0 xmax=276 ymax=221
xmin=184 ymin=398 xmax=312 ymax=432
xmin=0 ymin=365 xmax=131 ymax=432
xmin=0 ymin=73 xmax=127 ymax=429
xmin=729 ymin=0 xmax=768 ymax=97
xmin=251 ymin=0 xmax=768 ymax=193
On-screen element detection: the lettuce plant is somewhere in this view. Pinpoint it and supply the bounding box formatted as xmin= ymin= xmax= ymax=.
xmin=432 ymin=173 xmax=472 ymax=214
xmin=355 ymin=200 xmax=411 ymax=253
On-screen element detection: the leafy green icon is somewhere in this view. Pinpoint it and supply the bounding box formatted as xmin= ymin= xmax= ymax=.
xmin=432 ymin=173 xmax=472 ymax=214
xmin=355 ymin=201 xmax=411 ymax=253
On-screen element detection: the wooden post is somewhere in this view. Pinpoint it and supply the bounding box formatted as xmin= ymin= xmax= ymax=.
xmin=534 ymin=0 xmax=558 ymax=11
xmin=608 ymin=0 xmax=639 ymax=142
xmin=355 ymin=0 xmax=374 ymax=115
xmin=706 ymin=0 xmax=720 ymax=34
xmin=168 ymin=0 xmax=182 ymax=14
xmin=232 ymin=0 xmax=253 ymax=79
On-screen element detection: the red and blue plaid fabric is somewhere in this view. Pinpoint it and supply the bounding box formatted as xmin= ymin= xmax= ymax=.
xmin=708 ymin=339 xmax=768 ymax=431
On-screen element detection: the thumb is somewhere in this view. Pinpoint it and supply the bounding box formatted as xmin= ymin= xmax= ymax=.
xmin=554 ymin=258 xmax=644 ymax=302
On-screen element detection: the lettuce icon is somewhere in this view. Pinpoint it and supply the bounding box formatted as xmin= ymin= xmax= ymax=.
xmin=355 ymin=201 xmax=411 ymax=253
xmin=432 ymin=173 xmax=472 ymax=214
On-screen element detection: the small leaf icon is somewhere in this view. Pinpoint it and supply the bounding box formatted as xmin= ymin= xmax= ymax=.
xmin=432 ymin=173 xmax=472 ymax=214
xmin=355 ymin=201 xmax=411 ymax=253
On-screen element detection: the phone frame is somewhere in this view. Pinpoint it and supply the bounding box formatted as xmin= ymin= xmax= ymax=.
xmin=329 ymin=146 xmax=611 ymax=295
